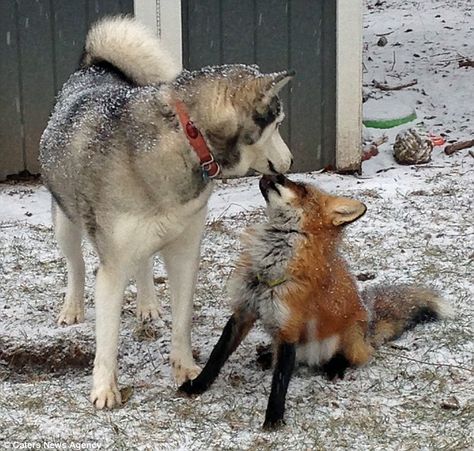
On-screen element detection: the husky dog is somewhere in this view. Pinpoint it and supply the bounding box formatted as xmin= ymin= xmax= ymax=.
xmin=40 ymin=16 xmax=294 ymax=409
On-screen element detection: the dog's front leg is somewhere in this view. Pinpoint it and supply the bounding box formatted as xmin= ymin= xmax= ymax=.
xmin=90 ymin=263 xmax=128 ymax=409
xmin=263 ymin=341 xmax=296 ymax=430
xmin=135 ymin=256 xmax=163 ymax=322
xmin=161 ymin=207 xmax=207 ymax=385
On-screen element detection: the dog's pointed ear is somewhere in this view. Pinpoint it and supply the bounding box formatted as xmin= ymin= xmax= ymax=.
xmin=241 ymin=70 xmax=294 ymax=104
xmin=264 ymin=70 xmax=295 ymax=97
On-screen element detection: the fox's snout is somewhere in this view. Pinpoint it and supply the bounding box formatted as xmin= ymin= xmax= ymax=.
xmin=259 ymin=174 xmax=288 ymax=200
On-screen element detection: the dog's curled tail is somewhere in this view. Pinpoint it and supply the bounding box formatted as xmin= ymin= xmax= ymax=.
xmin=81 ymin=15 xmax=180 ymax=85
xmin=362 ymin=284 xmax=452 ymax=348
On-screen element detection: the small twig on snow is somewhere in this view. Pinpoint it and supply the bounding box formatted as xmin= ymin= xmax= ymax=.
xmin=444 ymin=139 xmax=474 ymax=155
xmin=372 ymin=79 xmax=418 ymax=91
xmin=375 ymin=30 xmax=395 ymax=37
xmin=373 ymin=135 xmax=389 ymax=147
xmin=376 ymin=167 xmax=397 ymax=174
xmin=458 ymin=58 xmax=474 ymax=68
xmin=390 ymin=51 xmax=396 ymax=72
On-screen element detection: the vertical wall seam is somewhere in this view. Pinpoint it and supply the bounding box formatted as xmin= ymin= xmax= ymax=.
xmin=253 ymin=0 xmax=257 ymax=64
xmin=181 ymin=0 xmax=188 ymax=68
xmin=14 ymin=0 xmax=26 ymax=170
xmin=287 ymin=0 xmax=292 ymax=149
xmin=218 ymin=0 xmax=223 ymax=63
xmin=156 ymin=0 xmax=161 ymax=38
xmin=49 ymin=0 xmax=58 ymax=94
xmin=84 ymin=0 xmax=88 ymax=47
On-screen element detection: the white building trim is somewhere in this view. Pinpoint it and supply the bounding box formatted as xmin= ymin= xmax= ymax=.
xmin=335 ymin=0 xmax=363 ymax=172
xmin=134 ymin=0 xmax=183 ymax=70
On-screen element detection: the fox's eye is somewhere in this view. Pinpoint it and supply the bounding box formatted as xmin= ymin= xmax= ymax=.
xmin=296 ymin=183 xmax=308 ymax=197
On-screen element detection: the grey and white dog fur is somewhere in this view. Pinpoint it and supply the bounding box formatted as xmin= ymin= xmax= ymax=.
xmin=39 ymin=16 xmax=294 ymax=409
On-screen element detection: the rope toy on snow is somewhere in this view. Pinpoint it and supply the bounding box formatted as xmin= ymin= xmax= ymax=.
xmin=393 ymin=128 xmax=433 ymax=165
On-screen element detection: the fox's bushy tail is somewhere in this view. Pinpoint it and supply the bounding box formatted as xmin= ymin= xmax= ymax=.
xmin=81 ymin=15 xmax=180 ymax=85
xmin=362 ymin=284 xmax=452 ymax=347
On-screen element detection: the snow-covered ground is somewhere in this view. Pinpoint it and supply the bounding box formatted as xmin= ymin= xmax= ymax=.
xmin=1 ymin=1 xmax=473 ymax=449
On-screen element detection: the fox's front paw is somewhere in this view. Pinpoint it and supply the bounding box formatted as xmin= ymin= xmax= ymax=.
xmin=262 ymin=416 xmax=286 ymax=431
xmin=178 ymin=378 xmax=207 ymax=396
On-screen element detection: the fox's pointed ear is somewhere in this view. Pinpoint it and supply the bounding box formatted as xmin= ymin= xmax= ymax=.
xmin=329 ymin=198 xmax=367 ymax=226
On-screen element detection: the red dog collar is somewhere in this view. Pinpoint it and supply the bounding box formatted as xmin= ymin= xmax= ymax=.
xmin=174 ymin=100 xmax=220 ymax=179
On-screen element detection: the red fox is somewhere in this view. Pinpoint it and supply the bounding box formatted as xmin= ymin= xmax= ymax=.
xmin=179 ymin=175 xmax=451 ymax=429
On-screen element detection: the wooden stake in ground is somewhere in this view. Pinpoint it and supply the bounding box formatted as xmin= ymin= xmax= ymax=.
xmin=444 ymin=140 xmax=474 ymax=155
xmin=372 ymin=79 xmax=418 ymax=91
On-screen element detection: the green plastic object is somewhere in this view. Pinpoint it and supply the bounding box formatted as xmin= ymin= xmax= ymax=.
xmin=363 ymin=98 xmax=417 ymax=129
xmin=363 ymin=112 xmax=417 ymax=129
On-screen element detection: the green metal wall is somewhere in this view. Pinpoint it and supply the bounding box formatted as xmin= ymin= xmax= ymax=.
xmin=0 ymin=0 xmax=134 ymax=180
xmin=0 ymin=0 xmax=337 ymax=179
xmin=181 ymin=0 xmax=337 ymax=172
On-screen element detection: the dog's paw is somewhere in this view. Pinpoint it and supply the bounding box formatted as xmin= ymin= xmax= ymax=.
xmin=57 ymin=303 xmax=84 ymax=325
xmin=90 ymin=383 xmax=122 ymax=409
xmin=262 ymin=417 xmax=286 ymax=431
xmin=171 ymin=359 xmax=201 ymax=386
xmin=136 ymin=301 xmax=163 ymax=323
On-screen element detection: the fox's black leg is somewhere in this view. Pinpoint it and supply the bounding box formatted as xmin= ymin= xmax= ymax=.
xmin=179 ymin=312 xmax=255 ymax=395
xmin=321 ymin=353 xmax=350 ymax=380
xmin=263 ymin=342 xmax=296 ymax=430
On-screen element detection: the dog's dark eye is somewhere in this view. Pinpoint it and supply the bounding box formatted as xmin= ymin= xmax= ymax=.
xmin=253 ymin=111 xmax=274 ymax=130
xmin=253 ymin=96 xmax=281 ymax=130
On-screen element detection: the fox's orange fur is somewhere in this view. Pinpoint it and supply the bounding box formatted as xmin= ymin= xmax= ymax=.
xmin=276 ymin=187 xmax=372 ymax=366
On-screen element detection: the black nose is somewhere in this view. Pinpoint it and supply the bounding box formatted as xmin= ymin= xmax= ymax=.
xmin=260 ymin=174 xmax=287 ymax=187
xmin=275 ymin=174 xmax=286 ymax=185
xmin=259 ymin=176 xmax=273 ymax=201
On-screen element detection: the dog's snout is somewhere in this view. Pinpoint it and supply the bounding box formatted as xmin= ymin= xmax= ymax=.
xmin=268 ymin=159 xmax=292 ymax=176
xmin=267 ymin=160 xmax=277 ymax=174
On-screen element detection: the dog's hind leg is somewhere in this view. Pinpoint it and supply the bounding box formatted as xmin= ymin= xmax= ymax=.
xmin=90 ymin=262 xmax=128 ymax=409
xmin=53 ymin=201 xmax=85 ymax=325
xmin=135 ymin=256 xmax=163 ymax=323
xmin=161 ymin=207 xmax=207 ymax=385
